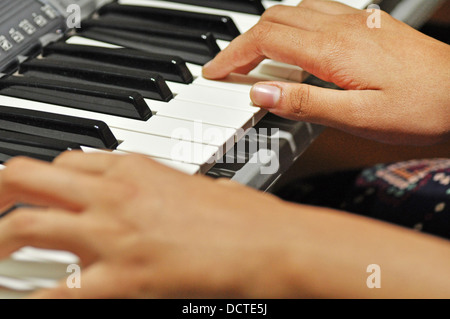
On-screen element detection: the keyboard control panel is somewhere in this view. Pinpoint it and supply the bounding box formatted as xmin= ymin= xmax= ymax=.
xmin=0 ymin=0 xmax=111 ymax=74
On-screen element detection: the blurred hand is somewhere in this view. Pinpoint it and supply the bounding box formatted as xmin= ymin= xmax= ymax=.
xmin=1 ymin=152 xmax=449 ymax=299
xmin=0 ymin=152 xmax=308 ymax=298
xmin=203 ymin=0 xmax=450 ymax=145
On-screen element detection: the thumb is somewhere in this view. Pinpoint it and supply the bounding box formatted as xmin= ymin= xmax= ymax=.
xmin=250 ymin=82 xmax=374 ymax=129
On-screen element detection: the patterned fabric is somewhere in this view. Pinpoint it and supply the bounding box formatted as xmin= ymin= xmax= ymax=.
xmin=277 ymin=158 xmax=450 ymax=239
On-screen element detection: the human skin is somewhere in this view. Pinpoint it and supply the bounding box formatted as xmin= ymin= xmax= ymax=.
xmin=203 ymin=0 xmax=450 ymax=146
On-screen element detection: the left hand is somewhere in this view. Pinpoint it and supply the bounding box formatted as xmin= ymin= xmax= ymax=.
xmin=2 ymin=152 xmax=450 ymax=299
xmin=0 ymin=152 xmax=307 ymax=298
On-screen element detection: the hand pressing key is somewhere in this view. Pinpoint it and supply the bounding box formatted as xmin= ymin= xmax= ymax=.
xmin=203 ymin=0 xmax=450 ymax=145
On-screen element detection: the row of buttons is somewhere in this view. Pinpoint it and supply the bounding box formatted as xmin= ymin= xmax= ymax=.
xmin=0 ymin=4 xmax=59 ymax=53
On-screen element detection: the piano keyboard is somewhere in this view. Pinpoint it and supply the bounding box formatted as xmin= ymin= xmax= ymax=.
xmin=0 ymin=0 xmax=373 ymax=298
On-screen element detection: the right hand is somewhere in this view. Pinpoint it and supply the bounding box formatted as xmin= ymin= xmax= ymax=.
xmin=203 ymin=0 xmax=450 ymax=145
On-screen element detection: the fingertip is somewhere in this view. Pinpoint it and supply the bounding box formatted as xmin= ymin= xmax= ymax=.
xmin=202 ymin=60 xmax=225 ymax=80
xmin=201 ymin=60 xmax=217 ymax=79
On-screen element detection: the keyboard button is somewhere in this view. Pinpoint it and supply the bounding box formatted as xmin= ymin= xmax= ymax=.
xmin=19 ymin=59 xmax=173 ymax=102
xmin=0 ymin=129 xmax=81 ymax=163
xmin=0 ymin=105 xmax=118 ymax=149
xmin=111 ymin=127 xmax=219 ymax=168
xmin=156 ymin=100 xmax=254 ymax=132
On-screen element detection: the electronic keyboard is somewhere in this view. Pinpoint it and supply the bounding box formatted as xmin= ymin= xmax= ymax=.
xmin=0 ymin=0 xmax=373 ymax=298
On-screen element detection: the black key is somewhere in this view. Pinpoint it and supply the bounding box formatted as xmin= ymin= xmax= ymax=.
xmin=98 ymin=2 xmax=240 ymax=41
xmin=159 ymin=0 xmax=266 ymax=15
xmin=0 ymin=129 xmax=82 ymax=163
xmin=0 ymin=105 xmax=118 ymax=149
xmin=78 ymin=17 xmax=220 ymax=65
xmin=19 ymin=59 xmax=173 ymax=102
xmin=43 ymin=42 xmax=194 ymax=84
xmin=0 ymin=76 xmax=152 ymax=121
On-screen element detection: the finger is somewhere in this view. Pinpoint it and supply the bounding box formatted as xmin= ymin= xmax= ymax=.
xmin=29 ymin=263 xmax=139 ymax=299
xmin=250 ymin=81 xmax=381 ymax=131
xmin=53 ymin=150 xmax=118 ymax=175
xmin=231 ymin=56 xmax=266 ymax=75
xmin=298 ymin=0 xmax=360 ymax=14
xmin=261 ymin=5 xmax=336 ymax=32
xmin=0 ymin=157 xmax=106 ymax=210
xmin=0 ymin=207 xmax=94 ymax=261
xmin=54 ymin=151 xmax=167 ymax=177
xmin=203 ymin=22 xmax=319 ymax=79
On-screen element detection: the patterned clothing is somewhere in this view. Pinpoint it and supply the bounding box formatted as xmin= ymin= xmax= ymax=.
xmin=277 ymin=158 xmax=450 ymax=239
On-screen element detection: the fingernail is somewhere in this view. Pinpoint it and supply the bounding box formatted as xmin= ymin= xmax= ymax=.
xmin=250 ymin=84 xmax=281 ymax=108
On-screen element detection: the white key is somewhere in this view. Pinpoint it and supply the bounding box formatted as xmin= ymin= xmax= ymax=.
xmin=0 ymin=258 xmax=72 ymax=281
xmin=0 ymin=95 xmax=235 ymax=147
xmin=215 ymin=39 xmax=309 ymax=83
xmin=0 ymin=276 xmax=39 ymax=292
xmin=264 ymin=0 xmax=302 ymax=7
xmin=192 ymin=65 xmax=306 ymax=93
xmin=251 ymin=61 xmax=309 ymax=83
xmin=0 ymin=287 xmax=32 ymax=299
xmin=0 ymin=248 xmax=76 ymax=296
xmin=146 ymin=98 xmax=259 ymax=138
xmin=112 ymin=128 xmax=220 ymax=168
xmin=148 ymin=116 xmax=236 ymax=147
xmin=0 ymin=96 xmax=221 ymax=169
xmin=11 ymin=247 xmax=79 ymax=264
xmin=168 ymin=83 xmax=260 ymax=116
xmin=156 ymin=100 xmax=255 ymax=133
xmin=174 ymin=85 xmax=265 ymax=122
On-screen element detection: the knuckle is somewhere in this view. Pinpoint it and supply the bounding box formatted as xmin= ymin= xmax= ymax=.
xmin=318 ymin=35 xmax=340 ymax=61
xmin=52 ymin=150 xmax=77 ymax=164
xmin=7 ymin=210 xmax=41 ymax=241
xmin=261 ymin=5 xmax=283 ymax=21
xmin=2 ymin=157 xmax=33 ymax=186
xmin=249 ymin=21 xmax=273 ymax=47
xmin=341 ymin=13 xmax=368 ymax=29
xmin=299 ymin=0 xmax=320 ymax=9
xmin=287 ymin=85 xmax=312 ymax=119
